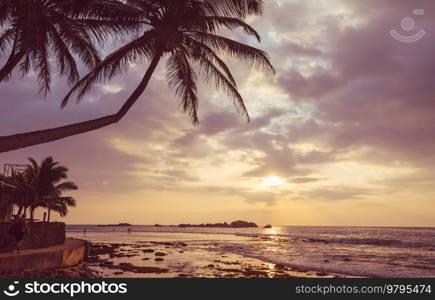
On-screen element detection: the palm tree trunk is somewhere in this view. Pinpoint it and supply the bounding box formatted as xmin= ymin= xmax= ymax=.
xmin=30 ymin=190 xmax=38 ymax=222
xmin=0 ymin=51 xmax=163 ymax=153
xmin=47 ymin=208 xmax=51 ymax=222
xmin=17 ymin=206 xmax=23 ymax=216
xmin=30 ymin=206 xmax=35 ymax=222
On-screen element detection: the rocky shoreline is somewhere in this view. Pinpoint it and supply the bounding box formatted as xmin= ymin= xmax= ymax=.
xmin=0 ymin=239 xmax=348 ymax=278
xmin=0 ymin=234 xmax=352 ymax=278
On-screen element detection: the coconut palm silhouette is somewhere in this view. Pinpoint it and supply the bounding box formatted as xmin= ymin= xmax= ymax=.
xmin=0 ymin=0 xmax=273 ymax=153
xmin=0 ymin=0 xmax=139 ymax=92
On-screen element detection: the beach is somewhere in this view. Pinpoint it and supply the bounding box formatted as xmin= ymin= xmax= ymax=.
xmin=85 ymin=240 xmax=343 ymax=278
xmin=61 ymin=225 xmax=435 ymax=278
xmin=2 ymin=225 xmax=434 ymax=278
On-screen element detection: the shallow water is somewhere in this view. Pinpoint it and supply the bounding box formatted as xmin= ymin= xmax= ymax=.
xmin=67 ymin=225 xmax=435 ymax=278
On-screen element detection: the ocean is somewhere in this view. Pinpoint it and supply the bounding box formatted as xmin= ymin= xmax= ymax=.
xmin=66 ymin=225 xmax=435 ymax=278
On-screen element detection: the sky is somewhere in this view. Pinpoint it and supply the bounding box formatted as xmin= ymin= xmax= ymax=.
xmin=1 ymin=0 xmax=435 ymax=226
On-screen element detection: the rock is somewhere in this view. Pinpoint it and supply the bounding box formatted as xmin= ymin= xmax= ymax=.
xmin=116 ymin=262 xmax=168 ymax=273
xmin=150 ymin=242 xmax=176 ymax=246
xmin=117 ymin=223 xmax=131 ymax=226
xmin=155 ymin=252 xmax=167 ymax=256
xmin=343 ymin=258 xmax=351 ymax=262
xmin=114 ymin=272 xmax=124 ymax=275
xmin=323 ymin=259 xmax=330 ymax=263
xmin=229 ymin=220 xmax=258 ymax=228
xmin=142 ymin=249 xmax=155 ymax=253
xmin=219 ymin=261 xmax=239 ymax=265
xmin=155 ymin=258 xmax=164 ymax=262
xmin=263 ymin=224 xmax=272 ymax=229
xmin=142 ymin=258 xmax=150 ymax=261
xmin=242 ymin=268 xmax=268 ymax=277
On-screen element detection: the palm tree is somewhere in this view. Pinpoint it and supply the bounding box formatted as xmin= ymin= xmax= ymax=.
xmin=43 ymin=181 xmax=77 ymax=222
xmin=11 ymin=172 xmax=33 ymax=217
xmin=0 ymin=174 xmax=16 ymax=220
xmin=27 ymin=156 xmax=78 ymax=221
xmin=0 ymin=0 xmax=273 ymax=153
xmin=0 ymin=0 xmax=140 ymax=93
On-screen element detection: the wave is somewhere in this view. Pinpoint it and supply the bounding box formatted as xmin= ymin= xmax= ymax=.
xmin=301 ymin=237 xmax=435 ymax=250
xmin=234 ymin=233 xmax=435 ymax=250
xmin=221 ymin=244 xmax=435 ymax=278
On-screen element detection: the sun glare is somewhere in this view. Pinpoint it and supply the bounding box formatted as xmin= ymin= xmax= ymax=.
xmin=262 ymin=176 xmax=285 ymax=188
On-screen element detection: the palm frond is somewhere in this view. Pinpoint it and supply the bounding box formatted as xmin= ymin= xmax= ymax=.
xmin=199 ymin=16 xmax=261 ymax=42
xmin=0 ymin=28 xmax=14 ymax=53
xmin=186 ymin=44 xmax=249 ymax=121
xmin=48 ymin=25 xmax=80 ymax=84
xmin=62 ymin=30 xmax=155 ymax=107
xmin=34 ymin=40 xmax=52 ymax=95
xmin=56 ymin=20 xmax=102 ymax=70
xmin=55 ymin=181 xmax=78 ymax=191
xmin=167 ymin=47 xmax=199 ymax=124
xmin=190 ymin=31 xmax=274 ymax=75
xmin=203 ymin=0 xmax=264 ymax=18
xmin=184 ymin=36 xmax=237 ymax=86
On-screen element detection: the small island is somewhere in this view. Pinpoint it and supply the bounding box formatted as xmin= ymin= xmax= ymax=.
xmin=97 ymin=223 xmax=131 ymax=227
xmin=178 ymin=220 xmax=258 ymax=228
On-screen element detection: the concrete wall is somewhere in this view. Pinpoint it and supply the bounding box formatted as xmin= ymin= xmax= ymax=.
xmin=0 ymin=222 xmax=65 ymax=253
xmin=0 ymin=239 xmax=88 ymax=271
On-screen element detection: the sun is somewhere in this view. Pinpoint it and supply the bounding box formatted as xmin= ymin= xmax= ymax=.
xmin=262 ymin=176 xmax=285 ymax=188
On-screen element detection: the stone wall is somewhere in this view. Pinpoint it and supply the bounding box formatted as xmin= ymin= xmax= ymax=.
xmin=0 ymin=222 xmax=65 ymax=253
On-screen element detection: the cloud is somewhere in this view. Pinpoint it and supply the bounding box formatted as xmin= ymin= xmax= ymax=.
xmin=300 ymin=186 xmax=373 ymax=201
xmin=290 ymin=177 xmax=325 ymax=184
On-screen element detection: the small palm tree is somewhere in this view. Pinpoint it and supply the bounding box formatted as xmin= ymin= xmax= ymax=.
xmin=0 ymin=0 xmax=140 ymax=93
xmin=0 ymin=0 xmax=273 ymax=153
xmin=11 ymin=172 xmax=33 ymax=217
xmin=44 ymin=181 xmax=77 ymax=222
xmin=27 ymin=156 xmax=78 ymax=221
